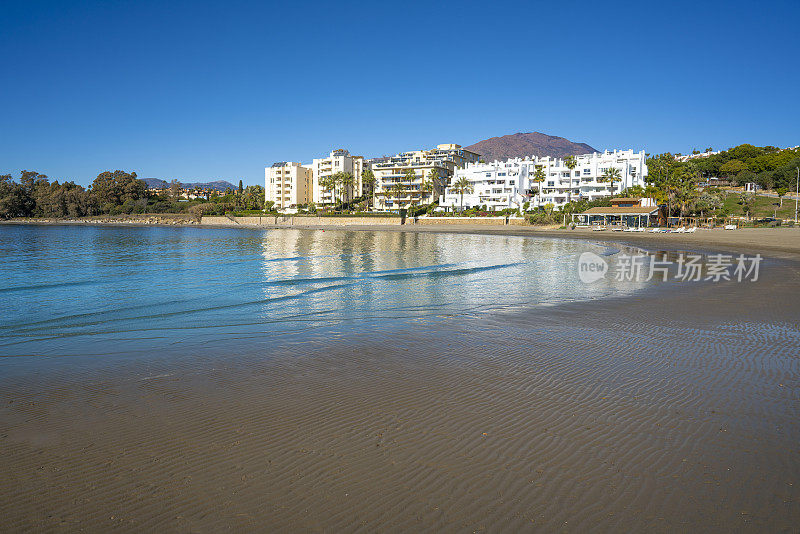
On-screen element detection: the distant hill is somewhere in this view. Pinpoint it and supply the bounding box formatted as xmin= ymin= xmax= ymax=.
xmin=141 ymin=178 xmax=237 ymax=191
xmin=465 ymin=132 xmax=597 ymax=162
xmin=142 ymin=178 xmax=168 ymax=189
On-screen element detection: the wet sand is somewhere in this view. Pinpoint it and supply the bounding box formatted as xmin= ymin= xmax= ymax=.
xmin=1 ymin=232 xmax=800 ymax=531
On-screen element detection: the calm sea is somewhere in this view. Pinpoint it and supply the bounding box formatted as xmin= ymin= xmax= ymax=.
xmin=0 ymin=224 xmax=650 ymax=361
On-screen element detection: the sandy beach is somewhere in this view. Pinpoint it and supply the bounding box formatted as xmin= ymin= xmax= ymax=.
xmin=5 ymin=0 xmax=799 ymax=529
xmin=1 ymin=225 xmax=799 ymax=531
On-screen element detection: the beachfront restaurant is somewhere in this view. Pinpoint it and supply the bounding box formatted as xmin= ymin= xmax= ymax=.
xmin=573 ymin=198 xmax=664 ymax=228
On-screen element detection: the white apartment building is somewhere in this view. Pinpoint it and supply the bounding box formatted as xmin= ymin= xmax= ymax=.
xmin=309 ymin=149 xmax=365 ymax=206
xmin=372 ymin=143 xmax=481 ymax=212
xmin=440 ymin=149 xmax=648 ymax=211
xmin=265 ymin=162 xmax=312 ymax=209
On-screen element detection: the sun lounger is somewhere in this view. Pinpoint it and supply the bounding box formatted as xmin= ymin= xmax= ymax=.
xmin=686 ymin=226 xmax=697 ymax=233
xmin=724 ymin=224 xmax=737 ymax=230
xmin=674 ymin=227 xmax=686 ymax=233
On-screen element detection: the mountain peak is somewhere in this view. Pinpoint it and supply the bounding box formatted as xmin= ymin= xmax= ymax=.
xmin=465 ymin=132 xmax=597 ymax=162
xmin=141 ymin=178 xmax=237 ymax=191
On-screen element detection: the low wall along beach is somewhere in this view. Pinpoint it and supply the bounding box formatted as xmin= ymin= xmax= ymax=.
xmin=200 ymin=215 xmax=527 ymax=227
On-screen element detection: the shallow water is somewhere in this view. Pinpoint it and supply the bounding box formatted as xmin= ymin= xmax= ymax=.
xmin=0 ymin=224 xmax=652 ymax=360
xmin=1 ymin=224 xmax=799 ymax=531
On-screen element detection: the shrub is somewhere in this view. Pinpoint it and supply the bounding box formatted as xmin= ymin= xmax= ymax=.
xmin=188 ymin=202 xmax=236 ymax=219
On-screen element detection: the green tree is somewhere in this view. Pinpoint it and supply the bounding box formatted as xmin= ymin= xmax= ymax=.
xmin=532 ymin=165 xmax=546 ymax=207
xmin=776 ymin=187 xmax=788 ymax=207
xmin=91 ymin=170 xmax=146 ymax=211
xmin=388 ymin=181 xmax=406 ymax=211
xmin=318 ymin=175 xmax=336 ymax=207
xmin=755 ymin=171 xmax=774 ymax=191
xmin=241 ymin=185 xmax=265 ymax=210
xmin=625 ymin=184 xmax=646 ymax=197
xmin=563 ymin=155 xmax=578 ymax=204
xmin=337 ymin=172 xmax=354 ymax=205
xmin=420 ymin=169 xmax=444 ymax=205
xmin=739 ymin=192 xmax=756 ymax=219
xmin=426 ymin=168 xmax=442 ymax=201
xmin=451 ymin=176 xmax=473 ymax=212
xmin=735 ymin=169 xmax=756 ymax=187
xmin=599 ymin=167 xmax=622 ymax=196
xmin=729 ymin=144 xmax=761 ymax=162
xmin=676 ymin=174 xmax=699 ymax=217
xmin=695 ymin=192 xmax=722 ymax=217
xmin=361 ymin=168 xmax=376 ymax=205
xmin=719 ymin=159 xmax=747 ymax=177
xmin=401 ymin=168 xmax=417 ymax=206
xmin=1 ymin=171 xmax=96 ymax=219
xmin=0 ymin=173 xmax=33 ymax=218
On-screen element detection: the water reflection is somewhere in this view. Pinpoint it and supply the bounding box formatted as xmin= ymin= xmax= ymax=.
xmin=0 ymin=225 xmax=655 ymax=358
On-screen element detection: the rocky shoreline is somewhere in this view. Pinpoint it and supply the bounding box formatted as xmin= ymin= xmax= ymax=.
xmin=2 ymin=214 xmax=199 ymax=226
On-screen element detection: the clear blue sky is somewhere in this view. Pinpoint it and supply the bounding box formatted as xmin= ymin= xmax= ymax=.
xmin=2 ymin=0 xmax=798 ymax=186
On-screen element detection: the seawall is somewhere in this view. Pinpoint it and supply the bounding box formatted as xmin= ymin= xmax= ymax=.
xmin=200 ymin=215 xmax=527 ymax=227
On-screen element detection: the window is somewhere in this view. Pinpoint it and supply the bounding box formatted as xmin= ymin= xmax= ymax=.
xmin=583 ymin=169 xmax=591 ymax=175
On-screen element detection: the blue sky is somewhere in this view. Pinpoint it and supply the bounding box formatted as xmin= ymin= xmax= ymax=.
xmin=2 ymin=0 xmax=798 ymax=186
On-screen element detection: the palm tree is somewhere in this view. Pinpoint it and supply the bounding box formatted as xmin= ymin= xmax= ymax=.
xmin=675 ymin=166 xmax=699 ymax=219
xmin=677 ymin=181 xmax=699 ymax=218
xmin=426 ymin=169 xmax=441 ymax=202
xmin=532 ymin=165 xmax=546 ymax=207
xmin=599 ymin=167 xmax=622 ymax=195
xmin=451 ymin=176 xmax=473 ymax=212
xmin=361 ymin=168 xmax=376 ymax=206
xmin=319 ymin=175 xmax=335 ymax=207
xmin=420 ymin=173 xmax=434 ymax=202
xmin=665 ymin=178 xmax=679 ymax=222
xmin=564 ymin=155 xmax=578 ymax=204
xmin=338 ymin=172 xmax=354 ymax=205
xmin=330 ymin=172 xmax=343 ymax=206
xmin=389 ymin=181 xmax=406 ymax=211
